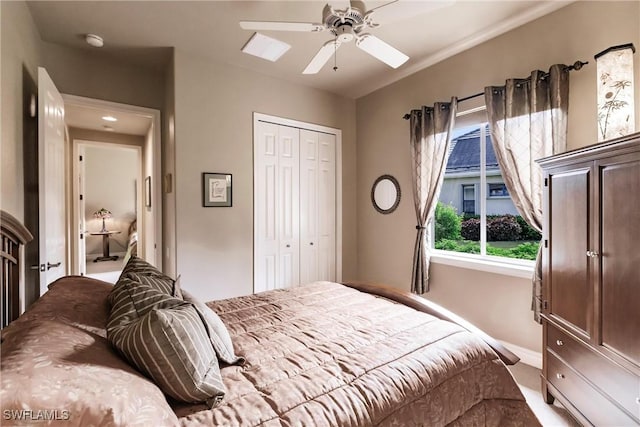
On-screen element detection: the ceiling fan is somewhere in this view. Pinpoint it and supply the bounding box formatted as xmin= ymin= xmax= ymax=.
xmin=239 ymin=0 xmax=409 ymax=74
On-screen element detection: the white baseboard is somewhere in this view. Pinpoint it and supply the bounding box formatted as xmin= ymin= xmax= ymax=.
xmin=500 ymin=340 xmax=542 ymax=369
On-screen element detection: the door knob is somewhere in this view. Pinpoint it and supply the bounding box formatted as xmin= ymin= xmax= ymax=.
xmin=47 ymin=262 xmax=62 ymax=270
xmin=556 ymin=373 xmax=565 ymax=379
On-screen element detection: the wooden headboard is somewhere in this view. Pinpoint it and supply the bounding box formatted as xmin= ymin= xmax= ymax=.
xmin=1 ymin=210 xmax=33 ymax=328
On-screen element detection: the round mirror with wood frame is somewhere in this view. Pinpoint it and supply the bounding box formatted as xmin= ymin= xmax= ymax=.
xmin=371 ymin=174 xmax=401 ymax=214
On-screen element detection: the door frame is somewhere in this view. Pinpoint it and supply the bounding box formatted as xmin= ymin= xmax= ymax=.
xmin=252 ymin=112 xmax=343 ymax=290
xmin=63 ymin=94 xmax=162 ymax=272
xmin=72 ymin=140 xmax=143 ymax=274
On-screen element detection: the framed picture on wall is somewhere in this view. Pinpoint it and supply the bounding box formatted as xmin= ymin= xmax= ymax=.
xmin=203 ymin=172 xmax=232 ymax=207
xmin=145 ymin=176 xmax=151 ymax=207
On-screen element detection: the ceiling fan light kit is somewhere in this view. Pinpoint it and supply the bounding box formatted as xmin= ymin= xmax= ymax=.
xmin=239 ymin=1 xmax=409 ymax=74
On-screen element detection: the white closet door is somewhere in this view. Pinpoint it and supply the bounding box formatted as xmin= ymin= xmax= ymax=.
xmin=255 ymin=122 xmax=279 ymax=291
xmin=255 ymin=122 xmax=300 ymax=292
xmin=318 ymin=132 xmax=336 ymax=281
xmin=277 ymin=125 xmax=300 ymax=289
xmin=299 ymin=129 xmax=319 ymax=285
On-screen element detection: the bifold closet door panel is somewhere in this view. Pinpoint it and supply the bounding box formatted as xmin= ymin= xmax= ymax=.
xmin=255 ymin=122 xmax=300 ymax=291
xmin=300 ymin=129 xmax=319 ymax=285
xmin=317 ymin=132 xmax=336 ymax=282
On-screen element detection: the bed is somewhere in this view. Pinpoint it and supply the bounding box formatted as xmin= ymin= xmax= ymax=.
xmin=0 ymin=216 xmax=539 ymax=426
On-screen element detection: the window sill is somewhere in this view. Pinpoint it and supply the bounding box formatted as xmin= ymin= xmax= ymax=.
xmin=431 ymin=250 xmax=534 ymax=279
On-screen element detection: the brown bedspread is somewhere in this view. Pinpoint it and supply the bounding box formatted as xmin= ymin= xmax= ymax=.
xmin=174 ymin=281 xmax=539 ymax=426
xmin=0 ymin=277 xmax=539 ymax=426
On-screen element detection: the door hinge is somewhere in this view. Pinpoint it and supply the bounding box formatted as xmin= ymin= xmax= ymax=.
xmin=544 ymin=239 xmax=548 ymax=248
xmin=80 ymin=194 xmax=83 ymax=200
xmin=544 ymin=178 xmax=548 ymax=187
xmin=79 ymin=155 xmax=83 ymax=161
xmin=80 ymin=233 xmax=84 ymax=240
xmin=543 ymin=300 xmax=549 ymax=310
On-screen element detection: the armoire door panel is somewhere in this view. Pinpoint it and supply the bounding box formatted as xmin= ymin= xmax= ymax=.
xmin=600 ymin=158 xmax=640 ymax=366
xmin=548 ymin=168 xmax=591 ymax=336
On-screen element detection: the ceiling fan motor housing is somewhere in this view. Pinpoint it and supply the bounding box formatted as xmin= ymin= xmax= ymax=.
xmin=323 ymin=2 xmax=366 ymax=42
xmin=335 ymin=24 xmax=355 ymax=42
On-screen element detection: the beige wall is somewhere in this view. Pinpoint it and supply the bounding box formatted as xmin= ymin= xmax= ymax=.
xmin=41 ymin=42 xmax=165 ymax=111
xmin=0 ymin=1 xmax=42 ymax=221
xmin=355 ymin=1 xmax=640 ymax=354
xmin=173 ymin=49 xmax=357 ymax=301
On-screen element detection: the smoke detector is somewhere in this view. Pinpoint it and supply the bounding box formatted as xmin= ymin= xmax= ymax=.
xmin=85 ymin=34 xmax=104 ymax=48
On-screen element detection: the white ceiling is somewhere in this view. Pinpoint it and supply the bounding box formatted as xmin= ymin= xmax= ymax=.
xmin=65 ymin=103 xmax=152 ymax=136
xmin=27 ymin=0 xmax=572 ymax=99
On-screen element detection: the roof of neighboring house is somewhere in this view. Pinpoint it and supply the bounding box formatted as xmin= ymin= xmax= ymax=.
xmin=446 ymin=126 xmax=500 ymax=173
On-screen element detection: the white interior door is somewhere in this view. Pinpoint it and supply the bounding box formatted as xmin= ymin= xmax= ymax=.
xmin=255 ymin=121 xmax=279 ymax=291
xmin=254 ymin=122 xmax=300 ymax=291
xmin=38 ymin=67 xmax=67 ymax=294
xmin=317 ymin=132 xmax=336 ymax=281
xmin=276 ymin=125 xmax=300 ymax=289
xmin=299 ymin=129 xmax=319 ymax=285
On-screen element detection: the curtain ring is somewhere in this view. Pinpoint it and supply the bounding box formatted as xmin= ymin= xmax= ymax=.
xmin=415 ymin=225 xmax=426 ymax=230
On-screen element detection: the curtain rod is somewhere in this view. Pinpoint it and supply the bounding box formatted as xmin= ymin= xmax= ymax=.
xmin=402 ymin=60 xmax=588 ymax=120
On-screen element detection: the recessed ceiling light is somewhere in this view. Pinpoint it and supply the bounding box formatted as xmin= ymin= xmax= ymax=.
xmin=241 ymin=32 xmax=291 ymax=62
xmin=102 ymin=115 xmax=117 ymax=122
xmin=85 ymin=34 xmax=104 ymax=48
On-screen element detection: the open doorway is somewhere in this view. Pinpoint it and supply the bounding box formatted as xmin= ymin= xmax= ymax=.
xmin=64 ymin=95 xmax=162 ymax=282
xmin=77 ymin=141 xmax=141 ymax=282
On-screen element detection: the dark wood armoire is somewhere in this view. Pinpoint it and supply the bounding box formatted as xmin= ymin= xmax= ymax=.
xmin=539 ymin=132 xmax=640 ymax=426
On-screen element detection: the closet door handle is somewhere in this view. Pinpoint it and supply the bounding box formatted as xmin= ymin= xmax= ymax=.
xmin=556 ymin=373 xmax=565 ymax=380
xmin=556 ymin=339 xmax=564 ymax=346
xmin=285 ymin=244 xmax=290 ymax=248
xmin=310 ymin=242 xmax=314 ymax=246
xmin=586 ymin=250 xmax=599 ymax=258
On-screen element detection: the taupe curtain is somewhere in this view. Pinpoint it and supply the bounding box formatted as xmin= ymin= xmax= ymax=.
xmin=409 ymin=99 xmax=457 ymax=294
xmin=484 ymin=64 xmax=570 ymax=322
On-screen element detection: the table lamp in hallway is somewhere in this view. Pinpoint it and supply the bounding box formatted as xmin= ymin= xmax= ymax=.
xmin=93 ymin=208 xmax=112 ymax=232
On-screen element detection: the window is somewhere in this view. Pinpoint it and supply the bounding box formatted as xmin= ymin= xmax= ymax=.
xmin=462 ymin=184 xmax=475 ymax=214
xmin=434 ymin=114 xmax=540 ymax=262
xmin=488 ymin=183 xmax=509 ymax=198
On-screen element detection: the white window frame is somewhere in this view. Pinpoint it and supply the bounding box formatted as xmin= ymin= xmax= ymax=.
xmin=432 ymin=106 xmax=534 ymax=279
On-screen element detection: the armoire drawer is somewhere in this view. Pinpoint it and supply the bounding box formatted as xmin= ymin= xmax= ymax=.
xmin=547 ymin=352 xmax=637 ymax=426
xmin=547 ymin=323 xmax=640 ymax=422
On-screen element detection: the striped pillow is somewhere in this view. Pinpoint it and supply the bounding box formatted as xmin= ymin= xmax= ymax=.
xmin=181 ymin=288 xmax=245 ymax=366
xmin=107 ymin=277 xmax=225 ymax=407
xmin=119 ymin=256 xmax=181 ymax=298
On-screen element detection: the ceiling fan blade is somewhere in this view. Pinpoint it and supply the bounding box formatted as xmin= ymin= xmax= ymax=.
xmin=303 ymin=40 xmax=342 ymax=74
xmin=239 ymin=21 xmax=324 ymax=32
xmin=356 ymin=34 xmax=408 ymax=68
